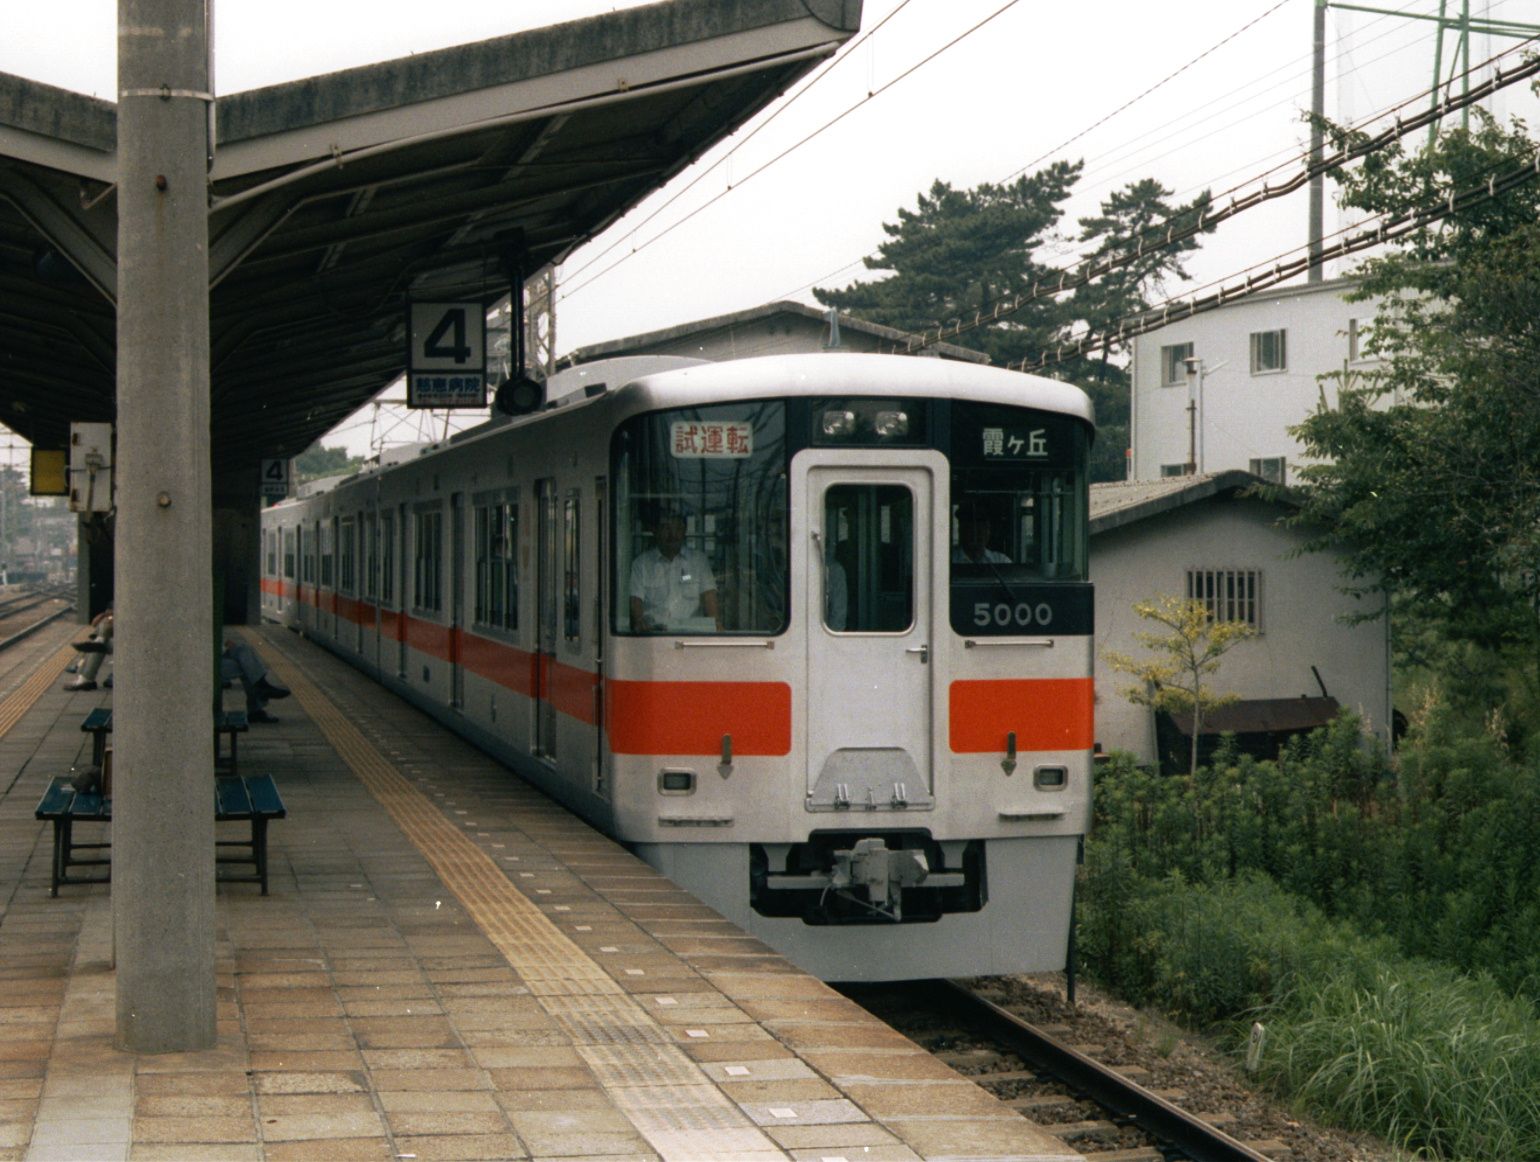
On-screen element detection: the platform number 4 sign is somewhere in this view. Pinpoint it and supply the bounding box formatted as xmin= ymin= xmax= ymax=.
xmin=408 ymin=301 xmax=487 ymax=409
xmin=259 ymin=458 xmax=290 ymax=500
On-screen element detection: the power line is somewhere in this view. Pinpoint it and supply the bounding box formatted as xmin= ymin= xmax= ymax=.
xmin=557 ymin=0 xmax=917 ymax=288
xmin=558 ymin=0 xmax=1025 ymax=303
xmin=1016 ymin=141 xmax=1540 ymax=372
xmin=892 ymin=34 xmax=1540 ymax=356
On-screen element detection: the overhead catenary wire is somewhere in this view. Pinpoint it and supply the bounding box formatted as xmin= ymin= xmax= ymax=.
xmin=557 ymin=0 xmax=917 ymax=288
xmin=892 ymin=35 xmax=1540 ymax=356
xmin=557 ymin=0 xmax=1025 ymax=303
xmin=1016 ymin=143 xmax=1540 ymax=372
xmin=781 ymin=0 xmax=1498 ymax=309
xmin=778 ymin=0 xmax=1358 ymax=305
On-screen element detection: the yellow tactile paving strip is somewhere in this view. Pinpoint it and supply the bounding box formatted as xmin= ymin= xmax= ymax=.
xmin=247 ymin=632 xmax=793 ymax=1160
xmin=0 ymin=641 xmax=76 ymax=739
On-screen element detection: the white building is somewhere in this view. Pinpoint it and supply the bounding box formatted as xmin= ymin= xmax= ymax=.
xmin=1091 ymin=470 xmax=1392 ymax=767
xmin=1129 ymin=278 xmax=1381 ymax=486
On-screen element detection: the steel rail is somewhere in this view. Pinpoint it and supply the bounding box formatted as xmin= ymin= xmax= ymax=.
xmin=0 ymin=604 xmax=77 ymax=654
xmin=936 ymin=979 xmax=1273 ymax=1162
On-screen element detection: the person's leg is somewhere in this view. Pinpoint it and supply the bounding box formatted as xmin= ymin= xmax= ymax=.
xmin=226 ymin=642 xmax=287 ymax=720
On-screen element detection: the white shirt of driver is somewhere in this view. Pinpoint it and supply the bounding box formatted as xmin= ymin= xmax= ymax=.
xmin=630 ymin=546 xmax=716 ymax=627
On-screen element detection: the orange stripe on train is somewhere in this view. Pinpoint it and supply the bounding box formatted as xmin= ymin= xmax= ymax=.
xmin=948 ymin=678 xmax=1094 ymax=753
xmin=607 ymin=680 xmax=792 ymax=756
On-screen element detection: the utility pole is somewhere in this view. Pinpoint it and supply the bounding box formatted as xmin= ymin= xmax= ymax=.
xmin=1308 ymin=0 xmax=1327 ymax=281
xmin=114 ymin=0 xmax=217 ymax=1052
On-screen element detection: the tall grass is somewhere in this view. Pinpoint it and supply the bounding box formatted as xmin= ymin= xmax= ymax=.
xmin=1079 ymin=872 xmax=1540 ymax=1160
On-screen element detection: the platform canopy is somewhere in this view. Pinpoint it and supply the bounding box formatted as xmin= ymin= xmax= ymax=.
xmin=0 ymin=0 xmax=860 ymax=465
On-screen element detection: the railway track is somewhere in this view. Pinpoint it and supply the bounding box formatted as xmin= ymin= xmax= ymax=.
xmin=843 ymin=979 xmax=1286 ymax=1162
xmin=0 ymin=587 xmax=75 ymax=652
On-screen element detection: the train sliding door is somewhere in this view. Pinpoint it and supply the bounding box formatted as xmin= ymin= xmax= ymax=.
xmin=804 ymin=460 xmax=938 ymax=811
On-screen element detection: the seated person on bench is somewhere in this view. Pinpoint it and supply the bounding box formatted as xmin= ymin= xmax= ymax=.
xmin=64 ymin=606 xmax=112 ymax=692
xmin=221 ymin=640 xmax=290 ymax=724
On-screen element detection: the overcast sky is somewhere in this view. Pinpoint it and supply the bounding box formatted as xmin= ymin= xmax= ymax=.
xmin=1 ymin=0 xmax=1536 ymax=461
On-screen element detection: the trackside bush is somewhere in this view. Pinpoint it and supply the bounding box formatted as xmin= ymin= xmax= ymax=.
xmin=1086 ymin=710 xmax=1540 ymax=995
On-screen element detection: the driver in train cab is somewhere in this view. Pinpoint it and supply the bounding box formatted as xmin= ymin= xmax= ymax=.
xmin=629 ymin=511 xmax=720 ymax=632
xmin=953 ymin=504 xmax=1011 ymax=565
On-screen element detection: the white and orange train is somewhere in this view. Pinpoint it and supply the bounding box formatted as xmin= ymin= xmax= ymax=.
xmin=262 ymin=353 xmax=1095 ymax=980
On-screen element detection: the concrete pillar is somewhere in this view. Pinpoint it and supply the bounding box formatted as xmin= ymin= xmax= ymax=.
xmin=113 ymin=0 xmax=217 ymax=1052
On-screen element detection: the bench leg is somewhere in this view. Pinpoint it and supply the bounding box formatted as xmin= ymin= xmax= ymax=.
xmin=252 ymin=817 xmax=269 ymax=895
xmin=51 ymin=819 xmax=66 ymax=897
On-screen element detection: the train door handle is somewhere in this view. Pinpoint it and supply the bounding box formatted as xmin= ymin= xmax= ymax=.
xmin=905 ymin=644 xmax=928 ymax=663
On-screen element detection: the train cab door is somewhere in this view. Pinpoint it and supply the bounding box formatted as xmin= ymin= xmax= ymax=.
xmin=803 ymin=459 xmax=939 ymax=812
xmin=534 ymin=478 xmax=559 ymax=759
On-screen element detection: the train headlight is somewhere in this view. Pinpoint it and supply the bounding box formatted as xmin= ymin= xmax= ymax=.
xmin=820 ymin=409 xmax=857 ymax=439
xmin=873 ymin=410 xmax=910 ymax=438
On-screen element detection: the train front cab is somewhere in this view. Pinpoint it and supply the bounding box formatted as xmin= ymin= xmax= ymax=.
xmin=607 ymin=391 xmax=1093 ymax=981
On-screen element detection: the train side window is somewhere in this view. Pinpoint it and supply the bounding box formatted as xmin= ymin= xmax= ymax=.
xmin=413 ymin=506 xmax=443 ymax=613
xmin=563 ymin=490 xmax=581 ymax=643
xmin=379 ymin=513 xmax=395 ymax=606
xmin=283 ymin=529 xmax=295 ymax=580
xmin=339 ymin=517 xmax=356 ymax=594
xmin=364 ymin=515 xmax=378 ymax=601
xmin=320 ymin=520 xmax=335 ymax=588
xmin=473 ymin=494 xmax=519 ymax=633
xmin=823 ymin=484 xmax=913 ymax=633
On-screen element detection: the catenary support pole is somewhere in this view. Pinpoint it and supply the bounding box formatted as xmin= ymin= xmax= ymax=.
xmin=1308 ymin=0 xmax=1326 ymax=282
xmin=114 ymin=0 xmax=217 ymax=1052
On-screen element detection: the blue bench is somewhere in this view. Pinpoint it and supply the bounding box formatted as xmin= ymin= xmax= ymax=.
xmin=34 ymin=773 xmax=286 ymax=896
xmin=80 ymin=709 xmax=250 ymax=776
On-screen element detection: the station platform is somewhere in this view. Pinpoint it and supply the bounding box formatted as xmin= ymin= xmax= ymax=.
xmin=0 ymin=620 xmax=1081 ymax=1162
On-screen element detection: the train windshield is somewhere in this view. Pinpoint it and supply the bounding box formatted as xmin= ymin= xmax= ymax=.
xmin=947 ymin=402 xmax=1091 ymax=636
xmin=612 ymin=401 xmax=789 ymax=635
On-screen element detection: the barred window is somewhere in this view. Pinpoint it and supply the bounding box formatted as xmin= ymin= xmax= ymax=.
xmin=1187 ymin=568 xmax=1261 ymax=629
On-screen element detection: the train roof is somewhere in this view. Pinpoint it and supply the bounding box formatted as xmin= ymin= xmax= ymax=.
xmin=614 ymin=353 xmax=1095 ymax=427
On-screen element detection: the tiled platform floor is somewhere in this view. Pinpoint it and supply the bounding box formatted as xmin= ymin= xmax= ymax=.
xmin=0 ymin=622 xmax=1079 ymax=1162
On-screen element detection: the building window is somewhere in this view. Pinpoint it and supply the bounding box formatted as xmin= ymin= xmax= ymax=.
xmin=1249 ymin=457 xmax=1286 ymax=484
xmin=1160 ymin=342 xmax=1194 ymax=386
xmin=1347 ymin=317 xmax=1373 ymax=362
xmin=1160 ymin=463 xmax=1189 ymax=478
xmin=1250 ymin=329 xmax=1286 ymax=374
xmin=1187 ymin=568 xmax=1261 ymax=630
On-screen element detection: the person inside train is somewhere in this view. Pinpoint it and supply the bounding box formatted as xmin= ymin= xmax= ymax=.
xmin=221 ymin=639 xmax=291 ymax=723
xmin=628 ymin=510 xmax=720 ymax=632
xmin=64 ymin=605 xmax=113 ymax=691
xmin=952 ymin=505 xmax=1011 ymax=565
